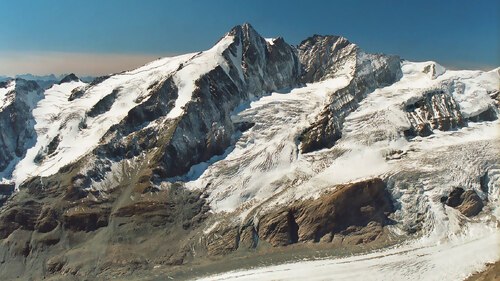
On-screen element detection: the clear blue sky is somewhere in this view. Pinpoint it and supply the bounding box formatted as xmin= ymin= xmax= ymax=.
xmin=0 ymin=0 xmax=498 ymax=75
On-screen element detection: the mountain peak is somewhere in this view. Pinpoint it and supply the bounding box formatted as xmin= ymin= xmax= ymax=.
xmin=59 ymin=73 xmax=80 ymax=84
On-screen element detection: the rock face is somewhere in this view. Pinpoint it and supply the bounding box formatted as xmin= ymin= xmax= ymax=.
xmin=158 ymin=24 xmax=299 ymax=178
xmin=404 ymin=90 xmax=466 ymax=137
xmin=73 ymin=23 xmax=300 ymax=189
xmin=298 ymin=35 xmax=402 ymax=152
xmin=298 ymin=35 xmax=357 ymax=83
xmin=0 ymin=79 xmax=43 ymax=176
xmin=443 ymin=187 xmax=484 ymax=217
xmin=58 ymin=73 xmax=80 ymax=84
xmin=258 ymin=178 xmax=394 ymax=246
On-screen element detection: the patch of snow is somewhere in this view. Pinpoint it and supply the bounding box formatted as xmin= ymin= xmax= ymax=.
xmin=265 ymin=38 xmax=275 ymax=45
xmin=0 ymin=80 xmax=16 ymax=109
xmin=167 ymin=35 xmax=236 ymax=119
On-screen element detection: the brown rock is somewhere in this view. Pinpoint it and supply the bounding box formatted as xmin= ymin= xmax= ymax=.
xmin=293 ymin=178 xmax=393 ymax=242
xmin=444 ymin=187 xmax=484 ymax=217
xmin=258 ymin=211 xmax=298 ymax=246
xmin=258 ymin=178 xmax=394 ymax=246
xmin=457 ymin=190 xmax=484 ymax=217
xmin=35 ymin=207 xmax=60 ymax=233
xmin=63 ymin=207 xmax=110 ymax=232
xmin=206 ymin=226 xmax=240 ymax=256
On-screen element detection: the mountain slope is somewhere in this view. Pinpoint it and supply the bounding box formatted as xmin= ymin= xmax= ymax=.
xmin=0 ymin=24 xmax=498 ymax=280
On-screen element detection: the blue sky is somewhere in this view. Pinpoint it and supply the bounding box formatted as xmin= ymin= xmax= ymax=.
xmin=0 ymin=0 xmax=498 ymax=75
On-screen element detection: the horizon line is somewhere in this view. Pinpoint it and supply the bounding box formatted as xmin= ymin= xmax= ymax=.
xmin=0 ymin=50 xmax=498 ymax=77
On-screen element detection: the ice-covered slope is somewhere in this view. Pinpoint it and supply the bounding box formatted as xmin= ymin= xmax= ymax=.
xmin=193 ymin=62 xmax=500 ymax=280
xmin=0 ymin=23 xmax=498 ymax=280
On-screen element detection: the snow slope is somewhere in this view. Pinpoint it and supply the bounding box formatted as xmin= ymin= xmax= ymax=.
xmin=191 ymin=62 xmax=500 ymax=280
xmin=0 ymin=80 xmax=15 ymax=109
xmin=11 ymin=36 xmax=237 ymax=187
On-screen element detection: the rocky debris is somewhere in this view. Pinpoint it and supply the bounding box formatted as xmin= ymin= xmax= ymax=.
xmin=258 ymin=178 xmax=394 ymax=246
xmin=404 ymin=90 xmax=466 ymax=137
xmin=442 ymin=187 xmax=484 ymax=217
xmin=58 ymin=73 xmax=80 ymax=84
xmin=0 ymin=169 xmax=210 ymax=279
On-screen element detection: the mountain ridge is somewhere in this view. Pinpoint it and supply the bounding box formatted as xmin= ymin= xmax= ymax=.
xmin=0 ymin=23 xmax=498 ymax=280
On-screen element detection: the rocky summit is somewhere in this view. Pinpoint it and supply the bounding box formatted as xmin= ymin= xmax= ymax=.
xmin=0 ymin=23 xmax=499 ymax=280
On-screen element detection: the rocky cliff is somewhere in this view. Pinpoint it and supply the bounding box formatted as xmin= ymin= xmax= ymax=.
xmin=0 ymin=79 xmax=43 ymax=179
xmin=298 ymin=35 xmax=402 ymax=152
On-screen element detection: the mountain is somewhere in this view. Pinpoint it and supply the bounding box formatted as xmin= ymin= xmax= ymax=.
xmin=0 ymin=23 xmax=498 ymax=280
xmin=0 ymin=74 xmax=96 ymax=89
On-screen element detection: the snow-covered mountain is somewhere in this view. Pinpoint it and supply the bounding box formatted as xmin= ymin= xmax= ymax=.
xmin=0 ymin=24 xmax=498 ymax=280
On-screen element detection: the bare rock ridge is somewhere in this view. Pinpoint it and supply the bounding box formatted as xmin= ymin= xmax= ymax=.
xmin=58 ymin=73 xmax=80 ymax=84
xmin=404 ymin=89 xmax=466 ymax=137
xmin=298 ymin=35 xmax=402 ymax=153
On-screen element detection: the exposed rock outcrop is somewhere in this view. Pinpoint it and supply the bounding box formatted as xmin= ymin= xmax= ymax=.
xmin=0 ymin=79 xmax=43 ymax=175
xmin=298 ymin=36 xmax=402 ymax=152
xmin=442 ymin=187 xmax=484 ymax=217
xmin=258 ymin=178 xmax=394 ymax=246
xmin=58 ymin=73 xmax=80 ymax=84
xmin=404 ymin=90 xmax=466 ymax=137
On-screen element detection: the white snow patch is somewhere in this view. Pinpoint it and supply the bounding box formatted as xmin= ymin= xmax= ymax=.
xmin=0 ymin=80 xmax=16 ymax=109
xmin=265 ymin=38 xmax=275 ymax=45
xmin=167 ymin=35 xmax=236 ymax=119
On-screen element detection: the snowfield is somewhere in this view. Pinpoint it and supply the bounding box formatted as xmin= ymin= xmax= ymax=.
xmin=10 ymin=35 xmax=237 ymax=187
xmin=196 ymin=226 xmax=499 ymax=281
xmin=191 ymin=62 xmax=500 ymax=280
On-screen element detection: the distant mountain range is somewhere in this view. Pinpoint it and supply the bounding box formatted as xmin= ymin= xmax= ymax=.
xmin=0 ymin=74 xmax=95 ymax=88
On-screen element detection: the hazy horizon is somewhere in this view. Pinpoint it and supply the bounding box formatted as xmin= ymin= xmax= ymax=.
xmin=1 ymin=49 xmax=498 ymax=78
xmin=0 ymin=0 xmax=498 ymax=76
xmin=0 ymin=51 xmax=179 ymax=77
